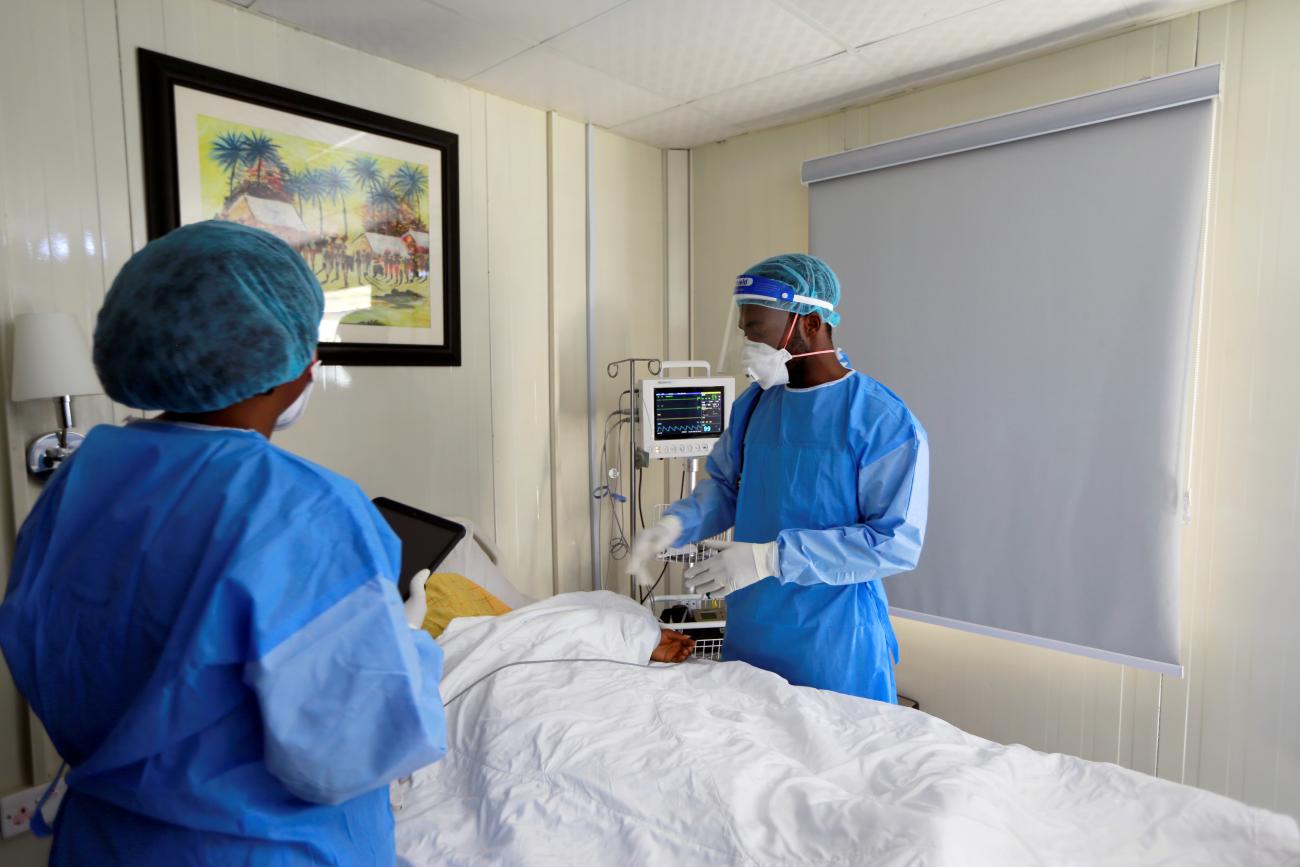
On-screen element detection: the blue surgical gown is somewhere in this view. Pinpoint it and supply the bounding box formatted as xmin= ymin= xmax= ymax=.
xmin=0 ymin=421 xmax=447 ymax=865
xmin=667 ymin=372 xmax=929 ymax=702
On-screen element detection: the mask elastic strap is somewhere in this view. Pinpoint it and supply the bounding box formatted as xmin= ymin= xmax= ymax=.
xmin=788 ymin=348 xmax=838 ymax=361
xmin=777 ymin=314 xmax=799 ymax=352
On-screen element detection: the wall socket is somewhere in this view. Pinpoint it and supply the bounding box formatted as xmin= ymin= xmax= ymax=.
xmin=1 ymin=779 xmax=65 ymax=839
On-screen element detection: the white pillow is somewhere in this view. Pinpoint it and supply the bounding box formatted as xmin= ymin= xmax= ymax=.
xmin=438 ymin=518 xmax=535 ymax=610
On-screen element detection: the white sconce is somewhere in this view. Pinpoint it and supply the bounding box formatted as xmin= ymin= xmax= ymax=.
xmin=10 ymin=312 xmax=103 ymax=477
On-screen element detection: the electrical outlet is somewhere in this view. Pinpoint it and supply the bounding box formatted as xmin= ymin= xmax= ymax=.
xmin=1 ymin=779 xmax=65 ymax=839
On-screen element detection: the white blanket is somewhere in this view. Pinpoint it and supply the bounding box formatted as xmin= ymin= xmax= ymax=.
xmin=394 ymin=592 xmax=1300 ymax=866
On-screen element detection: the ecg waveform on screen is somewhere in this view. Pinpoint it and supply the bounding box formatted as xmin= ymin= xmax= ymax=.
xmin=654 ymin=388 xmax=725 ymax=440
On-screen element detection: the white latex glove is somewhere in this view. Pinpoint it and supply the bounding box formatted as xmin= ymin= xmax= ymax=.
xmin=683 ymin=541 xmax=779 ymax=597
xmin=403 ymin=569 xmax=432 ymax=629
xmin=629 ymin=515 xmax=684 ymax=587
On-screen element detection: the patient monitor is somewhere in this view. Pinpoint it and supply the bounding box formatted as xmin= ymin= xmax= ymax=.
xmin=639 ymin=362 xmax=735 ymax=460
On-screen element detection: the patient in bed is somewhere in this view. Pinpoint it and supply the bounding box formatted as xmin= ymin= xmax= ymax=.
xmin=650 ymin=629 xmax=695 ymax=662
xmin=418 ymin=571 xmax=695 ymax=662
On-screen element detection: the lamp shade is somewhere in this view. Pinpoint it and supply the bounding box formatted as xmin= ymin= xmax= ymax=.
xmin=10 ymin=312 xmax=103 ymax=401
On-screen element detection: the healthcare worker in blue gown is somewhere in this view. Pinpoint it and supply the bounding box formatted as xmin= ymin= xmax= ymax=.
xmin=0 ymin=221 xmax=447 ymax=865
xmin=629 ymin=253 xmax=929 ymax=703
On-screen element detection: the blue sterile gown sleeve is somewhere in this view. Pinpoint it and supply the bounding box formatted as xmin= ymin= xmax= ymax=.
xmin=666 ymin=372 xmax=929 ymax=702
xmin=0 ymin=421 xmax=447 ymax=865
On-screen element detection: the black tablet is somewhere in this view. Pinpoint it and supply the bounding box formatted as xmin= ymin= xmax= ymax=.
xmin=372 ymin=497 xmax=467 ymax=600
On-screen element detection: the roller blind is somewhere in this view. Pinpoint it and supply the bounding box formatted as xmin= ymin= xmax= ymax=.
xmin=805 ymin=67 xmax=1219 ymax=674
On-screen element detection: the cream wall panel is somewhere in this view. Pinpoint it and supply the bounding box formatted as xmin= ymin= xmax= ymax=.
xmin=657 ymin=148 xmax=693 ymax=593
xmin=1168 ymin=0 xmax=1300 ymax=813
xmin=484 ymin=94 xmax=554 ymax=598
xmin=115 ymin=0 xmax=500 ymax=537
xmin=548 ymin=113 xmax=592 ymax=594
xmin=0 ymin=1 xmax=133 ymax=858
xmin=1154 ymin=1 xmax=1246 ymax=789
xmin=664 ymin=149 xmax=692 ymax=363
xmin=690 ymin=114 xmax=845 ymax=372
xmin=693 ymin=2 xmax=1300 ymax=821
xmin=0 ymin=0 xmax=126 ymax=797
xmin=591 ymin=129 xmax=665 ymax=594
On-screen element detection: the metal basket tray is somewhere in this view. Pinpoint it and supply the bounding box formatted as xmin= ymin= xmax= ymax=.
xmin=691 ymin=636 xmax=725 ymax=661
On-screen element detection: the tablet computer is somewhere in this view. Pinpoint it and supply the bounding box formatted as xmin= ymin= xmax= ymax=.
xmin=372 ymin=497 xmax=467 ymax=600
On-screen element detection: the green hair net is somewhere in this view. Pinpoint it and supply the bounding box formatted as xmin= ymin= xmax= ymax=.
xmin=94 ymin=221 xmax=324 ymax=413
xmin=736 ymin=253 xmax=842 ymax=327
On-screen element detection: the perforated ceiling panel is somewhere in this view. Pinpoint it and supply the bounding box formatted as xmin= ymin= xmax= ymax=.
xmin=254 ymin=0 xmax=531 ymax=81
xmin=545 ymin=0 xmax=842 ymax=101
xmin=781 ymin=0 xmax=1004 ymax=48
xmin=691 ymin=51 xmax=874 ymax=127
xmin=248 ymin=0 xmax=1218 ymax=147
xmin=469 ymin=46 xmax=675 ymax=130
xmin=430 ymin=0 xmax=627 ymax=45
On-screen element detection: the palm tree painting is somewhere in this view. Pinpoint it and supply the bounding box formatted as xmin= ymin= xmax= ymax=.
xmin=195 ymin=112 xmax=436 ymax=329
xmin=392 ymin=163 xmax=428 ymax=210
xmin=209 ymin=131 xmax=248 ymax=197
xmin=242 ymin=130 xmax=282 ymax=188
xmin=348 ymin=155 xmax=384 ymax=194
xmin=320 ymin=165 xmax=352 ymax=239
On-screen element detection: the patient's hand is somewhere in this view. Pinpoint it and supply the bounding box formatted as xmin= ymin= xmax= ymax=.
xmin=650 ymin=629 xmax=695 ymax=663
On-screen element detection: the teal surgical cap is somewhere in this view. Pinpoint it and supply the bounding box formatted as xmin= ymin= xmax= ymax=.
xmin=735 ymin=253 xmax=842 ymax=327
xmin=94 ymin=221 xmax=324 ymax=413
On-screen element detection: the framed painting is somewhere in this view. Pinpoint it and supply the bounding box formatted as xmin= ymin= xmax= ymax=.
xmin=137 ymin=48 xmax=460 ymax=366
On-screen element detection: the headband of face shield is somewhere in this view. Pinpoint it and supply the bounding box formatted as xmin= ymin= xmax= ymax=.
xmin=733 ymin=275 xmax=838 ymax=320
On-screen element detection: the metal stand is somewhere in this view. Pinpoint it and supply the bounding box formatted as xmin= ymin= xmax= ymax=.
xmin=606 ymin=357 xmax=660 ymax=597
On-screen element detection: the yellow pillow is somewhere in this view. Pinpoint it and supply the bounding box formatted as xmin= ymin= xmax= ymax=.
xmin=421 ymin=572 xmax=512 ymax=638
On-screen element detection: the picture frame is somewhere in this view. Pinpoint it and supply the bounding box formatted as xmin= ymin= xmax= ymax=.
xmin=137 ymin=48 xmax=461 ymax=366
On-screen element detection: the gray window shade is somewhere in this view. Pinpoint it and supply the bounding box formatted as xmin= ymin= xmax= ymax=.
xmin=806 ymin=67 xmax=1218 ymax=675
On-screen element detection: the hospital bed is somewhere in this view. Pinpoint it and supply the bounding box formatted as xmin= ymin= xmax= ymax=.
xmin=393 ymin=543 xmax=1300 ymax=866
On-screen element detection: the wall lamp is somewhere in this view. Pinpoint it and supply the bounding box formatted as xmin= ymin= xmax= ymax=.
xmin=10 ymin=312 xmax=103 ymax=477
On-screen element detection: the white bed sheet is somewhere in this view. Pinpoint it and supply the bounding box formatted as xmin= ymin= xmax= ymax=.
xmin=394 ymin=592 xmax=1300 ymax=866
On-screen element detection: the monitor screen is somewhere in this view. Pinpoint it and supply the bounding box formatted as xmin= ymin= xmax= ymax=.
xmin=653 ymin=386 xmax=726 ymax=441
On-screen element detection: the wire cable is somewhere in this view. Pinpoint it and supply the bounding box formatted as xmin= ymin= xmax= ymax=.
xmin=638 ymin=562 xmax=669 ymax=605
xmin=636 ymin=467 xmax=646 ymax=530
xmin=597 ymin=412 xmax=631 ymax=563
xmin=637 ymin=464 xmax=693 ymax=605
xmin=442 ymin=657 xmax=673 ymax=708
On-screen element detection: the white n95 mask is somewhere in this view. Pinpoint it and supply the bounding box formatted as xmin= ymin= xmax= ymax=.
xmin=742 ymin=338 xmax=841 ymax=390
xmin=742 ymin=339 xmax=794 ymax=389
xmin=273 ymin=360 xmax=320 ymax=431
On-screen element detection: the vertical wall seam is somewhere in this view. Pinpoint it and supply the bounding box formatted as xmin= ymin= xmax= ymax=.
xmin=546 ymin=112 xmax=562 ymax=595
xmin=481 ymin=98 xmax=501 ymax=554
xmin=80 ymin=0 xmax=110 ymax=316
xmin=585 ymin=124 xmax=601 ymax=591
xmin=111 ymin=0 xmax=136 ymax=256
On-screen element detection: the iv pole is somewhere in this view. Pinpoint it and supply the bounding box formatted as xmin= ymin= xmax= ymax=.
xmin=606 ymin=357 xmax=660 ymax=597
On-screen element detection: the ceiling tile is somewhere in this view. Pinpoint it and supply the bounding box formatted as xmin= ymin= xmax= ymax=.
xmin=782 ymin=0 xmax=1001 ymax=49
xmin=546 ymin=0 xmax=842 ymax=102
xmin=611 ymin=105 xmax=742 ymax=148
xmin=469 ymin=47 xmax=676 ymax=129
xmin=430 ymin=0 xmax=630 ymax=45
xmin=253 ymin=0 xmax=531 ymax=80
xmin=849 ymin=0 xmax=1132 ymax=93
xmin=691 ymin=51 xmax=873 ymax=125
